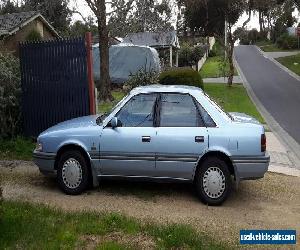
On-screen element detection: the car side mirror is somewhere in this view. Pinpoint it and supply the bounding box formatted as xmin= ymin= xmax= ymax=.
xmin=110 ymin=117 xmax=122 ymax=128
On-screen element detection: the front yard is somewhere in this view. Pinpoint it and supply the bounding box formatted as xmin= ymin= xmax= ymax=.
xmin=0 ymin=137 xmax=35 ymax=161
xmin=256 ymin=40 xmax=299 ymax=52
xmin=276 ymin=53 xmax=300 ymax=76
xmin=0 ymin=200 xmax=227 ymax=249
xmin=204 ymin=83 xmax=265 ymax=123
xmin=1 ymin=161 xmax=299 ymax=248
xmin=199 ymin=56 xmax=238 ymax=78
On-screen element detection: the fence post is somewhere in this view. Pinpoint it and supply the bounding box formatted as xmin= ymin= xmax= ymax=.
xmin=86 ymin=32 xmax=96 ymax=115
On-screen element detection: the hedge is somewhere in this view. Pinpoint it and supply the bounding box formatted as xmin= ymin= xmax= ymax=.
xmin=159 ymin=68 xmax=204 ymax=89
xmin=276 ymin=33 xmax=298 ymax=49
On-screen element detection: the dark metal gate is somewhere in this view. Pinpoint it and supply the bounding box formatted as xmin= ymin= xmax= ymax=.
xmin=20 ymin=36 xmax=94 ymax=137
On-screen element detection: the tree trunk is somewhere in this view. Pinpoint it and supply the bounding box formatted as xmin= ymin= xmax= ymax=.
xmin=0 ymin=184 xmax=2 ymax=221
xmin=227 ymin=33 xmax=235 ymax=86
xmin=97 ymin=0 xmax=113 ymax=102
xmin=259 ymin=10 xmax=263 ymax=32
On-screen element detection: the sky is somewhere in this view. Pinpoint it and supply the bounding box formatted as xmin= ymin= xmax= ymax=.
xmin=70 ymin=1 xmax=300 ymax=32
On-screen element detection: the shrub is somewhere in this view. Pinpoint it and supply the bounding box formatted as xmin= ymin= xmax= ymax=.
xmin=26 ymin=29 xmax=42 ymax=41
xmin=276 ymin=33 xmax=298 ymax=49
xmin=208 ymin=41 xmax=223 ymax=57
xmin=178 ymin=43 xmax=206 ymax=67
xmin=0 ymin=52 xmax=21 ymax=138
xmin=159 ymin=68 xmax=203 ymax=89
xmin=123 ymin=66 xmax=160 ymax=91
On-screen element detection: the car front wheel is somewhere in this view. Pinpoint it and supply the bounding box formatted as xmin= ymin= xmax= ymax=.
xmin=195 ymin=156 xmax=231 ymax=205
xmin=57 ymin=150 xmax=90 ymax=195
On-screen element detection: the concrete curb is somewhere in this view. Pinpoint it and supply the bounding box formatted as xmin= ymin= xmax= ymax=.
xmin=255 ymin=46 xmax=300 ymax=82
xmin=268 ymin=164 xmax=300 ymax=177
xmin=233 ymin=51 xmax=300 ymax=170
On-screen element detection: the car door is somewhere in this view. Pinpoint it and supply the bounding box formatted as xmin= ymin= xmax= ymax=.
xmin=99 ymin=93 xmax=158 ymax=177
xmin=155 ymin=93 xmax=209 ymax=180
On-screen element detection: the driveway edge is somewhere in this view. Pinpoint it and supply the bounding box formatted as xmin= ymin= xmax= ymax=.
xmin=233 ymin=52 xmax=300 ymax=169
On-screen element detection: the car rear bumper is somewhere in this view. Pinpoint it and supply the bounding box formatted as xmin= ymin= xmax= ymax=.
xmin=231 ymin=153 xmax=270 ymax=181
xmin=33 ymin=150 xmax=56 ymax=176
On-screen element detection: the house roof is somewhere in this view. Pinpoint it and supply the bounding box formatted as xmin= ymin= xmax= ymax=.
xmin=92 ymin=35 xmax=121 ymax=46
xmin=0 ymin=11 xmax=60 ymax=37
xmin=123 ymin=31 xmax=180 ymax=49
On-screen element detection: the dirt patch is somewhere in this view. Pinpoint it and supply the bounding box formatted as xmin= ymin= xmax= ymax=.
xmin=1 ymin=161 xmax=300 ymax=247
xmin=78 ymin=232 xmax=156 ymax=250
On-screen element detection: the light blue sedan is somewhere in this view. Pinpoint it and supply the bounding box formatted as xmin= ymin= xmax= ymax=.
xmin=33 ymin=85 xmax=269 ymax=205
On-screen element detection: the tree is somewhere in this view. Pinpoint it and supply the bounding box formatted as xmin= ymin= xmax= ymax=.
xmin=0 ymin=0 xmax=20 ymax=14
xmin=108 ymin=0 xmax=174 ymax=37
xmin=22 ymin=0 xmax=72 ymax=35
xmin=107 ymin=0 xmax=135 ymax=37
xmin=178 ymin=43 xmax=206 ymax=70
xmin=0 ymin=53 xmax=21 ymax=139
xmin=183 ymin=0 xmax=246 ymax=85
xmin=68 ymin=18 xmax=98 ymax=38
xmin=84 ymin=0 xmax=112 ymax=102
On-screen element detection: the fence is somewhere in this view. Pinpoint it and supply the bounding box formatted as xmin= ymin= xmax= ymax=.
xmin=20 ymin=35 xmax=95 ymax=137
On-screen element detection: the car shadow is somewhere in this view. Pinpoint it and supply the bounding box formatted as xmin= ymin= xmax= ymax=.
xmin=96 ymin=179 xmax=197 ymax=201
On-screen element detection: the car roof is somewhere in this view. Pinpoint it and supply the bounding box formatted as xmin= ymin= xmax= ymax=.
xmin=131 ymin=84 xmax=204 ymax=95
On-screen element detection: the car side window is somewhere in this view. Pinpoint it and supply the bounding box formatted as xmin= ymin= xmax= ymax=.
xmin=159 ymin=93 xmax=204 ymax=127
xmin=116 ymin=93 xmax=157 ymax=127
xmin=196 ymin=101 xmax=216 ymax=127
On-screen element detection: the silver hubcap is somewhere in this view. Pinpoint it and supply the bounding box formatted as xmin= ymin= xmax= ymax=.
xmin=62 ymin=158 xmax=83 ymax=189
xmin=203 ymin=167 xmax=226 ymax=199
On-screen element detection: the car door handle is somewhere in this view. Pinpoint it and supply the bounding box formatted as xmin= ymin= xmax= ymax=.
xmin=142 ymin=136 xmax=151 ymax=142
xmin=195 ymin=136 xmax=204 ymax=143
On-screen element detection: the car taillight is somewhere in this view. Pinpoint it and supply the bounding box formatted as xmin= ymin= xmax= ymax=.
xmin=261 ymin=134 xmax=266 ymax=152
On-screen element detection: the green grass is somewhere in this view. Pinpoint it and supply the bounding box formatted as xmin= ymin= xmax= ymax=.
xmin=256 ymin=40 xmax=299 ymax=52
xmin=276 ymin=53 xmax=300 ymax=76
xmin=98 ymin=91 xmax=126 ymax=114
xmin=0 ymin=136 xmax=35 ymax=161
xmin=0 ymin=200 xmax=229 ymax=249
xmin=204 ymin=83 xmax=265 ymax=124
xmin=199 ymin=56 xmax=238 ymax=79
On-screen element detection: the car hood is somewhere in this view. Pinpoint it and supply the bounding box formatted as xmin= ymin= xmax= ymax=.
xmin=229 ymin=112 xmax=260 ymax=125
xmin=42 ymin=115 xmax=100 ymax=134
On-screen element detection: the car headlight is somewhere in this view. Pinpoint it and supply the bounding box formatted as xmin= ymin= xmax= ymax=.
xmin=35 ymin=142 xmax=43 ymax=152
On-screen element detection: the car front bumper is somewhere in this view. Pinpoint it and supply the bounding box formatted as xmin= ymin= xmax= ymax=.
xmin=231 ymin=153 xmax=270 ymax=182
xmin=33 ymin=150 xmax=57 ymax=176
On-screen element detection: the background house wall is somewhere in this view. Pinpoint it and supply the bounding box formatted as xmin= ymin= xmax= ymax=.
xmin=0 ymin=18 xmax=56 ymax=55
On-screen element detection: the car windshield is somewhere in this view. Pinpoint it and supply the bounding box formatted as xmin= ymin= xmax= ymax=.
xmin=96 ymin=93 xmax=130 ymax=125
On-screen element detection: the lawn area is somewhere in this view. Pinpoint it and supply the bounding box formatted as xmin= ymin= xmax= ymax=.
xmin=276 ymin=53 xmax=300 ymax=76
xmin=98 ymin=90 xmax=126 ymax=114
xmin=204 ymin=83 xmax=265 ymax=124
xmin=199 ymin=56 xmax=238 ymax=79
xmin=0 ymin=200 xmax=229 ymax=249
xmin=0 ymin=137 xmax=35 ymax=161
xmin=256 ymin=40 xmax=299 ymax=52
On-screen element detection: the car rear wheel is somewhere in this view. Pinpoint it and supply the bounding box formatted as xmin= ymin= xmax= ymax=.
xmin=57 ymin=150 xmax=89 ymax=195
xmin=195 ymin=156 xmax=231 ymax=205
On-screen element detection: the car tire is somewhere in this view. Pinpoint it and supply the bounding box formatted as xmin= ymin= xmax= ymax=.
xmin=57 ymin=150 xmax=90 ymax=195
xmin=194 ymin=156 xmax=231 ymax=206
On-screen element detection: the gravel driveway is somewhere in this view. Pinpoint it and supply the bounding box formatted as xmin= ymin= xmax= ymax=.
xmin=1 ymin=160 xmax=299 ymax=246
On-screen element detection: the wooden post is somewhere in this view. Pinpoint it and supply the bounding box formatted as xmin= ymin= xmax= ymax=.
xmin=86 ymin=32 xmax=96 ymax=115
xmin=169 ymin=46 xmax=173 ymax=67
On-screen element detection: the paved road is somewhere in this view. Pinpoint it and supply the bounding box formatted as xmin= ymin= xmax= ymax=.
xmin=234 ymin=45 xmax=300 ymax=145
